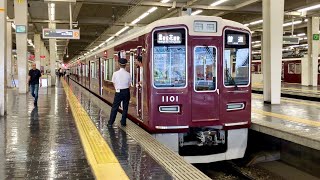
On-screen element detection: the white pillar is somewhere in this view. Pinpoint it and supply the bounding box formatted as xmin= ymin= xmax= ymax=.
xmin=0 ymin=0 xmax=7 ymax=116
xmin=307 ymin=17 xmax=319 ymax=86
xmin=262 ymin=0 xmax=284 ymax=104
xmin=14 ymin=0 xmax=28 ymax=93
xmin=34 ymin=34 xmax=41 ymax=70
xmin=6 ymin=21 xmax=12 ymax=88
xmin=49 ymin=23 xmax=56 ymax=86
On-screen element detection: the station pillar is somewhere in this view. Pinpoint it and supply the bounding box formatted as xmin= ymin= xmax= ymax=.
xmin=34 ymin=34 xmax=41 ymax=70
xmin=306 ymin=17 xmax=319 ymax=86
xmin=6 ymin=21 xmax=13 ymax=88
xmin=262 ymin=0 xmax=284 ymax=104
xmin=14 ymin=0 xmax=28 ymax=93
xmin=49 ymin=23 xmax=56 ymax=86
xmin=0 ymin=0 xmax=7 ymax=116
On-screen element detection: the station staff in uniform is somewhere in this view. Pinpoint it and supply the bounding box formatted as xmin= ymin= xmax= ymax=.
xmin=108 ymin=58 xmax=132 ymax=127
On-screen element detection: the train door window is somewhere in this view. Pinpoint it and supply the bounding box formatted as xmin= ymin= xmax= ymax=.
xmin=91 ymin=62 xmax=96 ymax=78
xmin=251 ymin=65 xmax=255 ymax=72
xmin=194 ymin=46 xmax=217 ymax=91
xmin=108 ymin=58 xmax=114 ymax=80
xmin=288 ymin=63 xmax=295 ymax=74
xmin=258 ymin=64 xmax=261 ymax=74
xmin=295 ymin=63 xmax=301 ymax=74
xmin=85 ymin=64 xmax=88 ymax=77
xmin=224 ymin=29 xmax=250 ymax=86
xmin=104 ymin=60 xmax=108 ymax=80
xmin=82 ymin=65 xmax=85 ymax=77
xmin=153 ymin=28 xmax=187 ymax=88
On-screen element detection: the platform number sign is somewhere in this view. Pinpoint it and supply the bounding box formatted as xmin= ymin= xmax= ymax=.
xmin=313 ymin=34 xmax=319 ymax=41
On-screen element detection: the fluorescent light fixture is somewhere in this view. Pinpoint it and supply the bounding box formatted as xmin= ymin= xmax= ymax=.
xmin=211 ymin=0 xmax=229 ymax=7
xmin=252 ymin=41 xmax=261 ymax=44
xmin=244 ymin=23 xmax=249 ymax=26
xmin=105 ymin=36 xmax=114 ymax=42
xmin=297 ymin=4 xmax=320 ymax=12
xmin=283 ymin=20 xmax=302 ymax=27
xmin=161 ymin=0 xmax=171 ymax=3
xmin=304 ymin=19 xmax=308 ymax=22
xmin=249 ymin=19 xmax=263 ymax=25
xmin=148 ymin=7 xmax=158 ymax=13
xmin=115 ymin=26 xmax=129 ymax=36
xmin=98 ymin=42 xmax=105 ymax=47
xmin=253 ymin=44 xmax=261 ymax=47
xmin=191 ymin=10 xmax=203 ymax=16
xmin=130 ymin=7 xmax=158 ymax=25
xmin=297 ymin=33 xmax=305 ymax=37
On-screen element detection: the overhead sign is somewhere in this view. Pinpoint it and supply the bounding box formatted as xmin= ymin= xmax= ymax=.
xmin=42 ymin=29 xmax=80 ymax=39
xmin=313 ymin=34 xmax=319 ymax=41
xmin=227 ymin=34 xmax=246 ymax=45
xmin=16 ymin=25 xmax=26 ymax=33
xmin=283 ymin=36 xmax=299 ymax=45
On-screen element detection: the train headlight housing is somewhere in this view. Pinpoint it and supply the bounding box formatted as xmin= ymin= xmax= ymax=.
xmin=159 ymin=105 xmax=180 ymax=113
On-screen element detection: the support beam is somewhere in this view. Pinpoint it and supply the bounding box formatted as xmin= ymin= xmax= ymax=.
xmin=49 ymin=23 xmax=56 ymax=86
xmin=262 ymin=0 xmax=284 ymax=104
xmin=306 ymin=17 xmax=319 ymax=86
xmin=34 ymin=34 xmax=41 ymax=70
xmin=0 ymin=0 xmax=7 ymax=116
xmin=6 ymin=21 xmax=12 ymax=88
xmin=14 ymin=0 xmax=28 ymax=94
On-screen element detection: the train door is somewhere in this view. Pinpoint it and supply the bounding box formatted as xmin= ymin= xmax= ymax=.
xmin=191 ymin=43 xmax=219 ymax=122
xmin=99 ymin=58 xmax=103 ymax=96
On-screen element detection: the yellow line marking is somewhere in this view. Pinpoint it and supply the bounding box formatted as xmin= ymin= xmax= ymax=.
xmin=252 ymin=94 xmax=320 ymax=108
xmin=62 ymin=80 xmax=129 ymax=180
xmin=252 ymin=109 xmax=320 ymax=127
xmin=0 ymin=8 xmax=5 ymax=12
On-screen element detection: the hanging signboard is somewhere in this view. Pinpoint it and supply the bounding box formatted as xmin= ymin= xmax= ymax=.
xmin=42 ymin=28 xmax=80 ymax=39
xmin=283 ymin=36 xmax=299 ymax=45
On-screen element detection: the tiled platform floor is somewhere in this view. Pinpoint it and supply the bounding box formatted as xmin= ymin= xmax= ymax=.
xmin=251 ymin=94 xmax=320 ymax=150
xmin=0 ymin=81 xmax=94 ymax=179
xmin=67 ymin=80 xmax=173 ymax=180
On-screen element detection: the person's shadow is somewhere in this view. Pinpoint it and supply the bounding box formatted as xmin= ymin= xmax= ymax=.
xmin=30 ymin=107 xmax=39 ymax=132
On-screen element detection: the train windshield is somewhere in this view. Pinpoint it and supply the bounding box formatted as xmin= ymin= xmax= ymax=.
xmin=224 ymin=30 xmax=250 ymax=86
xmin=153 ymin=28 xmax=187 ymax=88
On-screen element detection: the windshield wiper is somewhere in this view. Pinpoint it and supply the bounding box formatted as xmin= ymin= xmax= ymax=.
xmin=225 ymin=69 xmax=238 ymax=90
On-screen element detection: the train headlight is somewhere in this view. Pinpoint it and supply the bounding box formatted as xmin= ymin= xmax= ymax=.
xmin=159 ymin=105 xmax=180 ymax=113
xmin=226 ymin=103 xmax=245 ymax=111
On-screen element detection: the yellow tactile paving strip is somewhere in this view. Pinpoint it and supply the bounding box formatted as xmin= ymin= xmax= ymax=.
xmin=62 ymin=80 xmax=129 ymax=180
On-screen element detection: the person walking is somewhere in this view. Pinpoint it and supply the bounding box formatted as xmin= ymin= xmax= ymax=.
xmin=107 ymin=58 xmax=132 ymax=127
xmin=27 ymin=63 xmax=42 ymax=107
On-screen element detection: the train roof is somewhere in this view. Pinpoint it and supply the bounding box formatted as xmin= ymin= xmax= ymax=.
xmin=78 ymin=15 xmax=250 ymax=61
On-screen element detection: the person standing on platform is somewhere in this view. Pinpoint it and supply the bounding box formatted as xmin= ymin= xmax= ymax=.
xmin=108 ymin=58 xmax=132 ymax=127
xmin=27 ymin=63 xmax=42 ymax=107
xmin=66 ymin=69 xmax=70 ymax=84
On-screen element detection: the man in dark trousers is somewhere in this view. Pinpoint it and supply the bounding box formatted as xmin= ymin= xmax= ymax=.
xmin=108 ymin=58 xmax=132 ymax=127
xmin=27 ymin=63 xmax=42 ymax=107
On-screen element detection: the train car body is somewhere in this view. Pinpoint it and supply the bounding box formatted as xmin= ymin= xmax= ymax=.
xmin=252 ymin=58 xmax=320 ymax=85
xmin=69 ymin=15 xmax=251 ymax=163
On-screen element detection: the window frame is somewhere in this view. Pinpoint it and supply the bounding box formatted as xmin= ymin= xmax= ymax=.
xmin=193 ymin=46 xmax=218 ymax=93
xmin=151 ymin=26 xmax=188 ymax=89
xmin=223 ymin=28 xmax=251 ymax=88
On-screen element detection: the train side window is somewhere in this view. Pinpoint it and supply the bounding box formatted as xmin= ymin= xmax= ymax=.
xmin=104 ymin=60 xmax=108 ymax=80
xmin=288 ymin=63 xmax=295 ymax=74
xmin=224 ymin=30 xmax=250 ymax=86
xmin=108 ymin=58 xmax=114 ymax=80
xmin=194 ymin=46 xmax=217 ymax=91
xmin=86 ymin=64 xmax=88 ymax=77
xmin=91 ymin=62 xmax=96 ymax=78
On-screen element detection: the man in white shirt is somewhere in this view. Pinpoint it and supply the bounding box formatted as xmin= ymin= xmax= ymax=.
xmin=108 ymin=58 xmax=132 ymax=127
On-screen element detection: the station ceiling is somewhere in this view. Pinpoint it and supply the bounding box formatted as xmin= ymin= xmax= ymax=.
xmin=6 ymin=0 xmax=320 ymax=63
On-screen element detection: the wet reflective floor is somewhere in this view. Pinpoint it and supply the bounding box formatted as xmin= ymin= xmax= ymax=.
xmin=68 ymin=80 xmax=172 ymax=180
xmin=0 ymin=81 xmax=94 ymax=179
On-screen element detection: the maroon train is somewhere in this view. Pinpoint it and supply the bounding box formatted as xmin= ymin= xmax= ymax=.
xmin=69 ymin=16 xmax=251 ymax=163
xmin=252 ymin=58 xmax=320 ymax=85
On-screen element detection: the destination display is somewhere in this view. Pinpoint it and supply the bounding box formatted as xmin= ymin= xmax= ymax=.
xmin=227 ymin=34 xmax=246 ymax=45
xmin=157 ymin=32 xmax=182 ymax=44
xmin=42 ymin=29 xmax=80 ymax=39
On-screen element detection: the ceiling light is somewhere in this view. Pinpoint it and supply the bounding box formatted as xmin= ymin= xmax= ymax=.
xmin=98 ymin=42 xmax=105 ymax=47
xmin=244 ymin=23 xmax=249 ymax=26
xmin=283 ymin=20 xmax=302 ymax=27
xmin=130 ymin=7 xmax=158 ymax=25
xmin=161 ymin=0 xmax=171 ymax=3
xmin=105 ymin=36 xmax=114 ymax=42
xmin=297 ymin=4 xmax=320 ymax=12
xmin=115 ymin=26 xmax=129 ymax=36
xmin=297 ymin=33 xmax=305 ymax=37
xmin=210 ymin=0 xmax=229 ymax=7
xmin=249 ymin=19 xmax=263 ymax=25
xmin=191 ymin=10 xmax=203 ymax=16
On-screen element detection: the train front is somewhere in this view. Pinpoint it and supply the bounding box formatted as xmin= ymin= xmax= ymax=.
xmin=148 ymin=16 xmax=251 ymax=163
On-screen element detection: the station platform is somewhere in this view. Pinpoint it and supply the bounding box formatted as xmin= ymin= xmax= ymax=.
xmin=0 ymin=82 xmax=94 ymax=179
xmin=252 ymin=82 xmax=320 ymax=100
xmin=0 ymin=80 xmax=210 ymax=179
xmin=251 ymin=93 xmax=320 ymax=150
